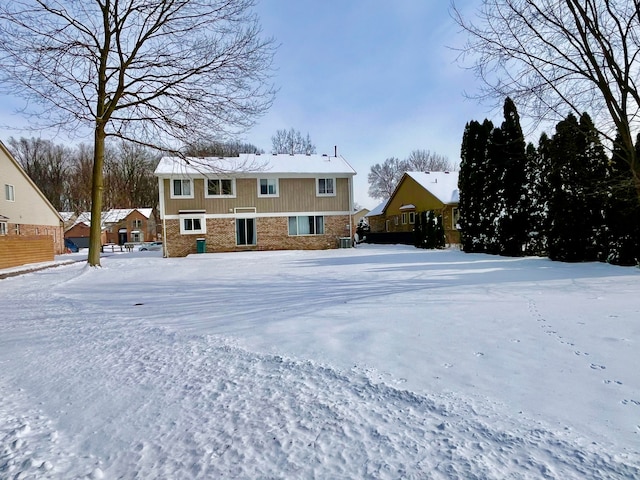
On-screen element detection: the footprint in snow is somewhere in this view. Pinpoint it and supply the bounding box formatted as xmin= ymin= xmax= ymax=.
xmin=590 ymin=363 xmax=606 ymax=370
xmin=603 ymin=380 xmax=622 ymax=385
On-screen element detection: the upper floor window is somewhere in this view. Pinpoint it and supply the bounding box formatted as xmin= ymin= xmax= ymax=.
xmin=258 ymin=178 xmax=278 ymax=197
xmin=132 ymin=219 xmax=142 ymax=229
xmin=5 ymin=184 xmax=15 ymax=202
xmin=317 ymin=178 xmax=335 ymax=196
xmin=0 ymin=222 xmax=6 ymax=235
xmin=206 ymin=178 xmax=235 ymax=197
xmin=171 ymin=179 xmax=193 ymax=198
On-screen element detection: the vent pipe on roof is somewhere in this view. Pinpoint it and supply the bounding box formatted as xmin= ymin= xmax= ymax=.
xmin=334 ymin=145 xmax=337 ymax=157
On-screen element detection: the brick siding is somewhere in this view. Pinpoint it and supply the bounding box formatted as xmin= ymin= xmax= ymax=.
xmin=164 ymin=215 xmax=352 ymax=257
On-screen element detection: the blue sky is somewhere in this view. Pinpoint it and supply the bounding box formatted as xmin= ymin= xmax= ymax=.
xmin=246 ymin=0 xmax=489 ymax=208
xmin=0 ymin=0 xmax=490 ymax=209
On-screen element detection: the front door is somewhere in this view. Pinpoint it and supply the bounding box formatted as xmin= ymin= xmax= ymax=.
xmin=236 ymin=218 xmax=256 ymax=246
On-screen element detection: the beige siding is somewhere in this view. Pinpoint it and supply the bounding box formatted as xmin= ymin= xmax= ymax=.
xmin=163 ymin=177 xmax=350 ymax=215
xmin=0 ymin=146 xmax=62 ymax=227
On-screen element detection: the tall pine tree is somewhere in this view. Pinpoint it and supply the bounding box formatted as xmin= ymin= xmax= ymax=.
xmin=547 ymin=113 xmax=608 ymax=262
xmin=496 ymin=98 xmax=529 ymax=256
xmin=603 ymin=133 xmax=640 ymax=265
xmin=458 ymin=119 xmax=494 ymax=252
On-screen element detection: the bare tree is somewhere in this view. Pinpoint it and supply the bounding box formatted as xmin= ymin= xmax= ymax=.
xmin=104 ymin=141 xmax=159 ymax=210
xmin=401 ymin=149 xmax=452 ymax=172
xmin=68 ymin=144 xmax=94 ymax=214
xmin=7 ymin=137 xmax=72 ymax=211
xmin=367 ymin=157 xmax=403 ymax=201
xmin=452 ymin=0 xmax=640 ymax=199
xmin=0 ymin=0 xmax=276 ymax=265
xmin=271 ymin=128 xmax=316 ymax=154
xmin=184 ymin=140 xmax=263 ymax=157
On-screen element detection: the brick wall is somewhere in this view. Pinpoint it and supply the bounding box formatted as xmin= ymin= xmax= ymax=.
xmin=164 ymin=215 xmax=352 ymax=257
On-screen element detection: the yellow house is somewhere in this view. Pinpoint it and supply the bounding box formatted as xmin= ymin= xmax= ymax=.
xmin=377 ymin=171 xmax=460 ymax=245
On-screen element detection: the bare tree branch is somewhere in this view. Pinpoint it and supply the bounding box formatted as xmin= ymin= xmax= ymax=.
xmin=0 ymin=0 xmax=276 ymax=265
xmin=452 ymin=0 xmax=640 ymax=198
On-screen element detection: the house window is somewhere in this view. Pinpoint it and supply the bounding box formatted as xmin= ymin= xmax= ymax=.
xmin=0 ymin=222 xmax=6 ymax=235
xmin=452 ymin=207 xmax=460 ymax=229
xmin=171 ymin=179 xmax=193 ymax=198
xmin=409 ymin=212 xmax=415 ymax=224
xmin=288 ymin=216 xmax=324 ymax=235
xmin=236 ymin=218 xmax=256 ymax=245
xmin=258 ymin=178 xmax=278 ymax=196
xmin=394 ymin=216 xmax=399 ymax=226
xmin=317 ymin=178 xmax=335 ymax=196
xmin=401 ymin=213 xmax=407 ymax=224
xmin=207 ymin=179 xmax=234 ymax=197
xmin=5 ymin=184 xmax=15 ymax=201
xmin=132 ymin=219 xmax=142 ymax=229
xmin=179 ymin=214 xmax=206 ymax=234
xmin=15 ymin=224 xmax=20 ymax=235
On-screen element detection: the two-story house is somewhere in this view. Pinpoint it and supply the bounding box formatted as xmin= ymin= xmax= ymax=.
xmin=0 ymin=140 xmax=65 ymax=269
xmin=155 ymin=153 xmax=356 ymax=256
xmin=66 ymin=208 xmax=156 ymax=248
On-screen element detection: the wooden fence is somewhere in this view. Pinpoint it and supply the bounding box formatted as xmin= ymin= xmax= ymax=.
xmin=0 ymin=235 xmax=54 ymax=270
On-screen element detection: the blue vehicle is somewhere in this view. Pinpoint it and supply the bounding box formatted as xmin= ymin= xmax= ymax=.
xmin=64 ymin=238 xmax=79 ymax=253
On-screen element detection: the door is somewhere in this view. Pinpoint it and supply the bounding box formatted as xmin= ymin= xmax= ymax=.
xmin=236 ymin=218 xmax=256 ymax=246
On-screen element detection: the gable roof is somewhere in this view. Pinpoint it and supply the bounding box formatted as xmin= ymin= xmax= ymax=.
xmin=404 ymin=171 xmax=459 ymax=204
xmin=72 ymin=208 xmax=153 ymax=229
xmin=365 ymin=200 xmax=388 ymax=217
xmin=155 ymin=153 xmax=356 ymax=177
xmin=0 ymin=140 xmax=63 ymax=223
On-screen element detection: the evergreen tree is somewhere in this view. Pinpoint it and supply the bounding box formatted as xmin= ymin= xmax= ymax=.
xmin=422 ymin=211 xmax=445 ymax=249
xmin=414 ymin=212 xmax=425 ymax=248
xmin=547 ymin=114 xmax=581 ymax=261
xmin=458 ymin=119 xmax=494 ymax=252
xmin=547 ymin=113 xmax=609 ymax=262
xmin=496 ymin=98 xmax=529 ymax=256
xmin=603 ymin=133 xmax=640 ymax=265
xmin=525 ymin=134 xmax=552 ymax=255
xmin=577 ymin=113 xmax=610 ymax=261
xmin=482 ymin=126 xmax=505 ymax=254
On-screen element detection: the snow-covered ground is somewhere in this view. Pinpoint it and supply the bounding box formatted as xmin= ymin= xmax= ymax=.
xmin=1 ymin=244 xmax=639 ymax=479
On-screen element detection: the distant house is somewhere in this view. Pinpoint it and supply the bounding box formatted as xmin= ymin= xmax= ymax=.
xmin=367 ymin=171 xmax=460 ymax=245
xmin=155 ymin=153 xmax=356 ymax=256
xmin=66 ymin=208 xmax=156 ymax=248
xmin=364 ymin=200 xmax=387 ymax=234
xmin=0 ymin=140 xmax=65 ymax=269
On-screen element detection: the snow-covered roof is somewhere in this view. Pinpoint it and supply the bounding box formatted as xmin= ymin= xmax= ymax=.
xmin=58 ymin=211 xmax=76 ymax=222
xmin=154 ymin=153 xmax=357 ymax=177
xmin=365 ymin=200 xmax=388 ymax=217
xmin=406 ymin=171 xmax=459 ymax=204
xmin=72 ymin=208 xmax=153 ymax=228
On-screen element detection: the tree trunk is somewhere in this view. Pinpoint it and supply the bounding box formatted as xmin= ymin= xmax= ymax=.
xmin=88 ymin=125 xmax=106 ymax=267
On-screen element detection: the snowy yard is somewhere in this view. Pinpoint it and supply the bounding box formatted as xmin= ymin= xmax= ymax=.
xmin=1 ymin=244 xmax=639 ymax=479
